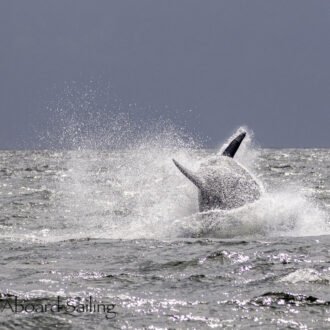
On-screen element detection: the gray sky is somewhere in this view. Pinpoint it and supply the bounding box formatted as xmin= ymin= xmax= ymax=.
xmin=1 ymin=0 xmax=330 ymax=149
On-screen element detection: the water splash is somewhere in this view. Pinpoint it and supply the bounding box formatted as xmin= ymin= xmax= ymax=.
xmin=170 ymin=189 xmax=329 ymax=239
xmin=35 ymin=122 xmax=330 ymax=241
xmin=2 ymin=95 xmax=330 ymax=241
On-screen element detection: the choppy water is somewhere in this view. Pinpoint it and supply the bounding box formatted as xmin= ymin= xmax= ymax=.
xmin=0 ymin=142 xmax=329 ymax=328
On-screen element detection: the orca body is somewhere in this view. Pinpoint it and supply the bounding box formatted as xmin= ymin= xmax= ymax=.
xmin=173 ymin=132 xmax=261 ymax=212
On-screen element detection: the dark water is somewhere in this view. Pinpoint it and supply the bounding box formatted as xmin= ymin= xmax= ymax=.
xmin=0 ymin=147 xmax=329 ymax=329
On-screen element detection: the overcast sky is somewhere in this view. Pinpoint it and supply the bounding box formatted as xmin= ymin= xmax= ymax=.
xmin=1 ymin=0 xmax=330 ymax=149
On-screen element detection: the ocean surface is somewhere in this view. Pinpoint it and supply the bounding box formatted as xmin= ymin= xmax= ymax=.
xmin=0 ymin=143 xmax=329 ymax=328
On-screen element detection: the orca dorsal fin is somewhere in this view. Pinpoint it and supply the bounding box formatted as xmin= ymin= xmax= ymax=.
xmin=222 ymin=132 xmax=246 ymax=158
xmin=172 ymin=159 xmax=203 ymax=190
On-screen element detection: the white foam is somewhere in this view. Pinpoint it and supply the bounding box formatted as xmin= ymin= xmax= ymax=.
xmin=280 ymin=268 xmax=330 ymax=284
xmin=2 ymin=121 xmax=329 ymax=242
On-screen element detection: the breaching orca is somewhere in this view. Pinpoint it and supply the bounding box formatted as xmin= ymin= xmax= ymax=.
xmin=173 ymin=132 xmax=261 ymax=211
